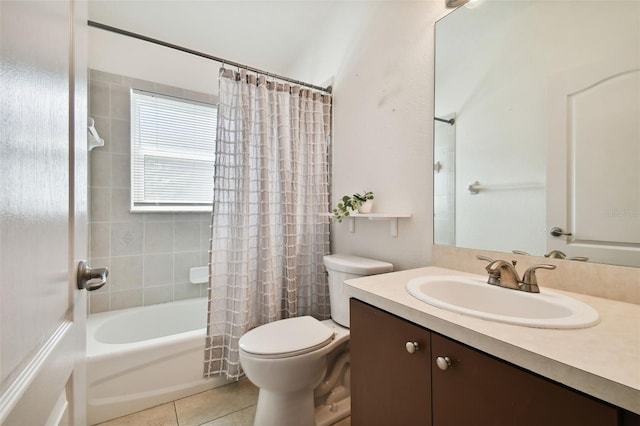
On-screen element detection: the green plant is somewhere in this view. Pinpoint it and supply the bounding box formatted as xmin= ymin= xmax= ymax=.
xmin=332 ymin=191 xmax=374 ymax=222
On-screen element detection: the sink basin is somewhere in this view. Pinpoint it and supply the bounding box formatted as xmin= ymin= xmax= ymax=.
xmin=405 ymin=275 xmax=599 ymax=329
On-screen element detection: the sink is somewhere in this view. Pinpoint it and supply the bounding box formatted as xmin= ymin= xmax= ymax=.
xmin=405 ymin=275 xmax=599 ymax=329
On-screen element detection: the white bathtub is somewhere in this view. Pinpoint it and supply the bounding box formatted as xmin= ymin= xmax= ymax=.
xmin=86 ymin=297 xmax=228 ymax=425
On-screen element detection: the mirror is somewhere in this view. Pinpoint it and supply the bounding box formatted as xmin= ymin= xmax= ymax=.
xmin=434 ymin=0 xmax=639 ymax=268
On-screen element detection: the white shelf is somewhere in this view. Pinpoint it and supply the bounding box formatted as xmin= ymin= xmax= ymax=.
xmin=321 ymin=213 xmax=412 ymax=237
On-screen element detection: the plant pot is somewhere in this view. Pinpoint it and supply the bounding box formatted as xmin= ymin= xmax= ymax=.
xmin=358 ymin=200 xmax=373 ymax=214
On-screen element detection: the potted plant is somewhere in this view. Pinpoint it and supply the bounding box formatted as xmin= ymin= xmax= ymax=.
xmin=332 ymin=191 xmax=374 ymax=222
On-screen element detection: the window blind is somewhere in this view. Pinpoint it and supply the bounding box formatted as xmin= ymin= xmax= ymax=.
xmin=130 ymin=89 xmax=216 ymax=212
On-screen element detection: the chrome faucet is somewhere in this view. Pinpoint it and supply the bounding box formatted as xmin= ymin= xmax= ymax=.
xmin=476 ymin=255 xmax=556 ymax=293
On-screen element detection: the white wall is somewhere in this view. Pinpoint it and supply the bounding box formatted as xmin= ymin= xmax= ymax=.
xmin=88 ymin=0 xmax=338 ymax=88
xmin=89 ymin=28 xmax=218 ymax=95
xmin=292 ymin=1 xmax=450 ymax=270
xmin=89 ymin=1 xmax=451 ymax=272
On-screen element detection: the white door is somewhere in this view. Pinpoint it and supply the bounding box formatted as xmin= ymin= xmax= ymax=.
xmin=0 ymin=1 xmax=90 ymax=425
xmin=547 ymin=55 xmax=640 ymax=267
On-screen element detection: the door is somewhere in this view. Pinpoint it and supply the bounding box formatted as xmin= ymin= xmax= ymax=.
xmin=546 ymin=55 xmax=640 ymax=267
xmin=431 ymin=333 xmax=618 ymax=426
xmin=1 ymin=1 xmax=89 ymax=425
xmin=350 ymin=299 xmax=432 ymax=426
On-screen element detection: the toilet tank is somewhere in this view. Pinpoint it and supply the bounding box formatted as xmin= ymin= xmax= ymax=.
xmin=323 ymin=254 xmax=393 ymax=327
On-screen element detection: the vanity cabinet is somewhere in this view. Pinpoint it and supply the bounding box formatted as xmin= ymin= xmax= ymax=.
xmin=350 ymin=299 xmax=626 ymax=426
xmin=350 ymin=297 xmax=432 ymax=425
xmin=431 ymin=333 xmax=617 ymax=425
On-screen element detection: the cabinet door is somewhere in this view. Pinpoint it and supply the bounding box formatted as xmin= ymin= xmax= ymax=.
xmin=350 ymin=299 xmax=432 ymax=426
xmin=431 ymin=333 xmax=619 ymax=426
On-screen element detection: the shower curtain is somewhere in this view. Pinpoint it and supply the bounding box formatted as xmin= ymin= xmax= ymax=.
xmin=204 ymin=69 xmax=332 ymax=379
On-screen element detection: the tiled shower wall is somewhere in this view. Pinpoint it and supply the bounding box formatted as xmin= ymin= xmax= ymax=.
xmin=88 ymin=69 xmax=216 ymax=314
xmin=433 ymin=118 xmax=456 ymax=246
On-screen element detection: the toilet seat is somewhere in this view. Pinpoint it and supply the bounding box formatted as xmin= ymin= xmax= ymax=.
xmin=239 ymin=316 xmax=334 ymax=359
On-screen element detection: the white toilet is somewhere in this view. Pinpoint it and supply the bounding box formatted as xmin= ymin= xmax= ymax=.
xmin=239 ymin=254 xmax=393 ymax=426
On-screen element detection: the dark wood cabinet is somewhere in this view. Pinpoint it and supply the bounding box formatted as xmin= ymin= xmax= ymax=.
xmin=431 ymin=332 xmax=618 ymax=426
xmin=350 ymin=298 xmax=630 ymax=426
xmin=350 ymin=298 xmax=432 ymax=426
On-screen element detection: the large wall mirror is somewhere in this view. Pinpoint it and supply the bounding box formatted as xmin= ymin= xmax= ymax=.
xmin=434 ymin=0 xmax=639 ymax=268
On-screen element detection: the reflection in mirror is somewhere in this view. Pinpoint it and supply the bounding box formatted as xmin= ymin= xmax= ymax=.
xmin=434 ymin=0 xmax=639 ymax=267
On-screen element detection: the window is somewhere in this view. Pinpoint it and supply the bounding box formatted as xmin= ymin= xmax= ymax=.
xmin=130 ymin=89 xmax=216 ymax=212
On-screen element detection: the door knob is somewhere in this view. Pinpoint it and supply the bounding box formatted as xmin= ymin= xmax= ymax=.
xmin=549 ymin=226 xmax=572 ymax=237
xmin=405 ymin=341 xmax=420 ymax=354
xmin=436 ymin=356 xmax=452 ymax=371
xmin=77 ymin=260 xmax=109 ymax=291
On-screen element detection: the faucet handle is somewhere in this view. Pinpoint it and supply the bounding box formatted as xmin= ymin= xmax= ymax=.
xmin=567 ymin=256 xmax=589 ymax=262
xmin=476 ymin=255 xmax=500 ymax=283
xmin=521 ymin=264 xmax=556 ymax=293
xmin=475 ymin=255 xmax=495 ymax=263
xmin=545 ymin=250 xmax=566 ymax=259
xmin=476 ymin=256 xmax=500 ymax=285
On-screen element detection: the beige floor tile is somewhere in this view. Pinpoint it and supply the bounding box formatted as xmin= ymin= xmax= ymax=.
xmin=95 ymin=402 xmax=178 ymax=426
xmin=332 ymin=416 xmax=351 ymax=426
xmin=199 ymin=405 xmax=347 ymax=426
xmin=174 ymin=379 xmax=259 ymax=426
xmin=199 ymin=404 xmax=257 ymax=426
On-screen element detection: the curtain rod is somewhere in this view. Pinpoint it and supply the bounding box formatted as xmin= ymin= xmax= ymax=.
xmin=88 ymin=20 xmax=332 ymax=94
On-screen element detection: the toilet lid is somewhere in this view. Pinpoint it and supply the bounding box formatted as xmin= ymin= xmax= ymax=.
xmin=239 ymin=316 xmax=334 ymax=358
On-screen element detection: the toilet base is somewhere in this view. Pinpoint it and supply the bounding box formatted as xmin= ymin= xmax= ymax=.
xmin=254 ymin=388 xmax=315 ymax=426
xmin=315 ymin=395 xmax=351 ymax=426
xmin=253 ymin=389 xmax=350 ymax=426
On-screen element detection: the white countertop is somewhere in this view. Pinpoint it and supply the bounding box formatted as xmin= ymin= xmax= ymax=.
xmin=344 ymin=266 xmax=640 ymax=414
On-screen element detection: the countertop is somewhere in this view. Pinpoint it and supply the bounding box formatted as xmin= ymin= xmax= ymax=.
xmin=344 ymin=266 xmax=640 ymax=414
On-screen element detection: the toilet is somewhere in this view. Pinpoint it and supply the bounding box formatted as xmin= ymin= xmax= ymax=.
xmin=239 ymin=254 xmax=393 ymax=426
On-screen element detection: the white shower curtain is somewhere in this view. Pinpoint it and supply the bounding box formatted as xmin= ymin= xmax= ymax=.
xmin=204 ymin=69 xmax=332 ymax=379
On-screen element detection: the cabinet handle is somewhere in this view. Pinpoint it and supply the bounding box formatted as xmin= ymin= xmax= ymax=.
xmin=436 ymin=356 xmax=452 ymax=371
xmin=405 ymin=341 xmax=420 ymax=354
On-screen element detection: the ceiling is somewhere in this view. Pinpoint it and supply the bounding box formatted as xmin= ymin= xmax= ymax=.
xmin=88 ymin=1 xmax=343 ymax=77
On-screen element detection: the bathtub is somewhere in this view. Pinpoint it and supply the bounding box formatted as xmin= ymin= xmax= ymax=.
xmin=86 ymin=297 xmax=228 ymax=425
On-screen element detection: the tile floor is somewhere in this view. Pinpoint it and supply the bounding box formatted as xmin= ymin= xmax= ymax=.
xmin=96 ymin=379 xmax=351 ymax=426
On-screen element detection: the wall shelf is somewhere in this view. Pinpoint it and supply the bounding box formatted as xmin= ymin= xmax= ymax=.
xmin=321 ymin=213 xmax=412 ymax=237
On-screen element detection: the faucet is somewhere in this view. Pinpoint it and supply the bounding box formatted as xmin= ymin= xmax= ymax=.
xmin=477 ymin=255 xmax=556 ymax=293
xmin=544 ymin=250 xmax=589 ymax=262
xmin=485 ymin=260 xmax=521 ymax=290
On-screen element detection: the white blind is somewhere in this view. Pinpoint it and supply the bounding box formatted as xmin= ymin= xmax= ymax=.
xmin=130 ymin=89 xmax=217 ymax=212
